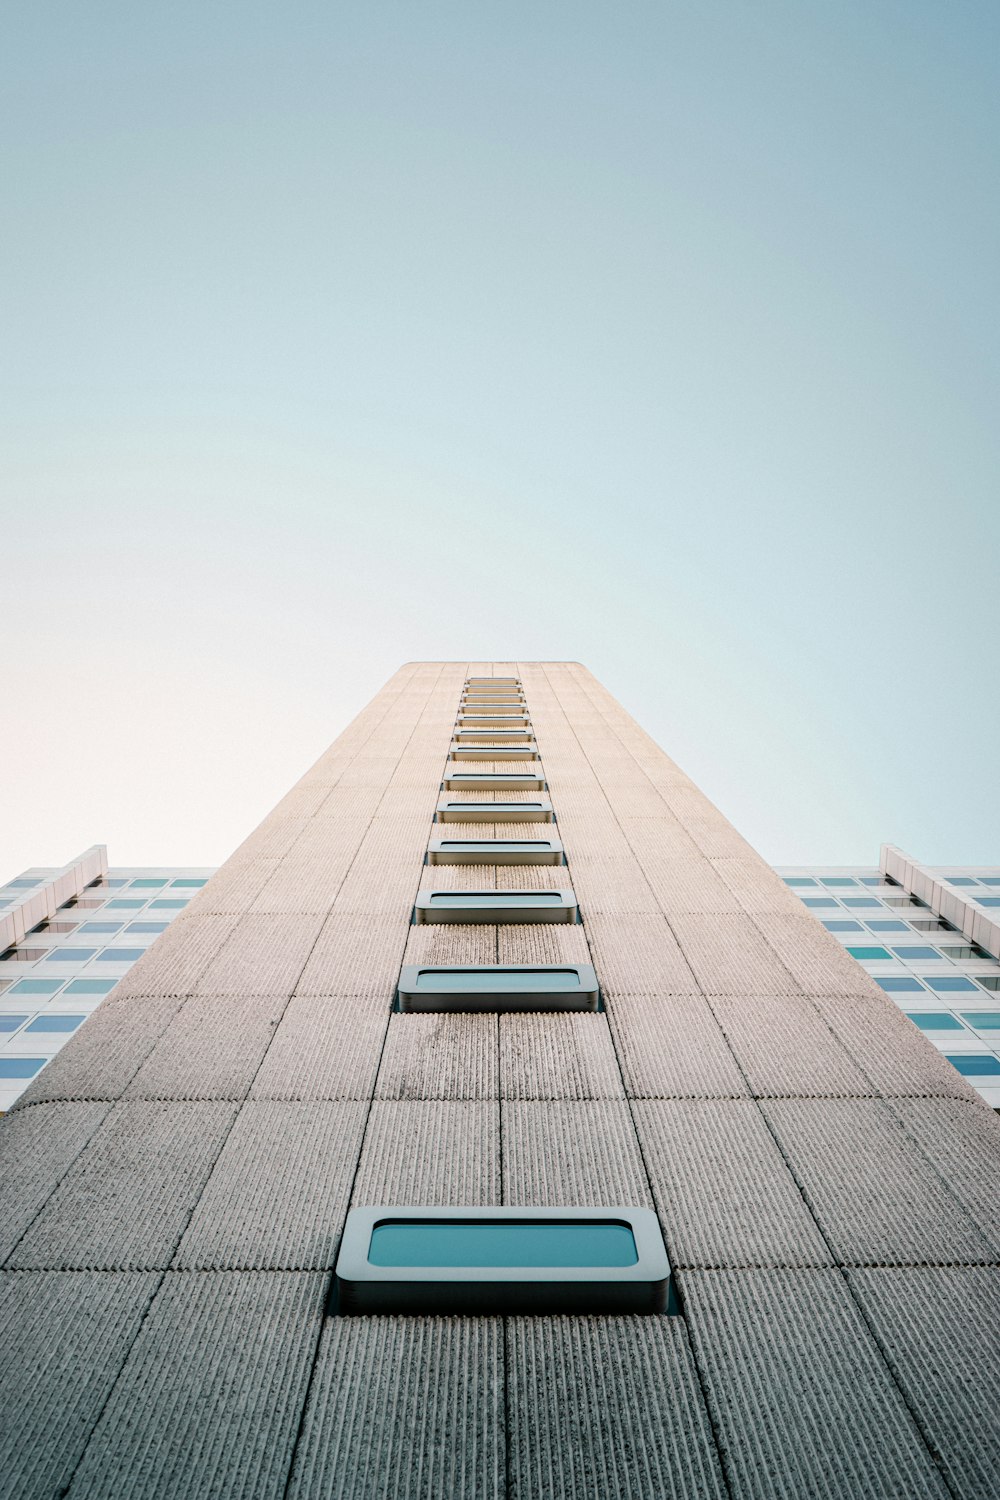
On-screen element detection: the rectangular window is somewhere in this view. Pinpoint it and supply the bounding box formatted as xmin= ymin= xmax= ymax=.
xmin=890 ymin=946 xmax=942 ymax=962
xmin=24 ymin=1014 xmax=85 ymax=1033
xmin=427 ymin=839 xmax=564 ymax=866
xmin=924 ymin=976 xmax=979 ymax=993
xmin=0 ymin=1058 xmax=45 ymax=1079
xmin=846 ymin=946 xmax=893 ymax=961
xmin=96 ymin=948 xmax=146 ymax=963
xmin=9 ymin=978 xmax=64 ymax=995
xmin=443 ymin=772 xmax=546 ymax=792
xmin=783 ymin=878 xmax=817 ymax=887
xmin=64 ymin=978 xmax=118 ymax=995
xmin=960 ymin=1012 xmax=1000 ymax=1031
xmin=396 ymin=963 xmax=600 ymax=1013
xmin=0 ymin=1015 xmax=29 ymax=1032
xmin=413 ymin=889 xmax=578 ymax=924
xmin=904 ymin=1012 xmax=965 ymax=1032
xmin=449 ymin=745 xmax=539 ymax=761
xmin=876 ymin=977 xmax=926 ymax=992
xmin=866 ymin=921 xmax=911 ymax=933
xmin=453 ymin=730 xmax=534 ymax=743
xmin=334 ymin=1205 xmax=673 ymax=1316
xmin=436 ymin=799 xmax=553 ymax=823
xmin=946 ymin=1054 xmax=1000 ymax=1078
xmin=802 ymin=898 xmax=839 ymax=909
xmin=822 ymin=921 xmax=864 ymax=932
xmin=42 ymin=948 xmax=97 ymax=963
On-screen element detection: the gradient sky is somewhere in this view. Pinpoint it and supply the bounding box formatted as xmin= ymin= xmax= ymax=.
xmin=3 ymin=2 xmax=998 ymax=876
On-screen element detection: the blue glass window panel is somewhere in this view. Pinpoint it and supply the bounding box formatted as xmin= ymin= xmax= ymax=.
xmin=947 ymin=878 xmax=979 ymax=886
xmin=891 ymin=947 xmax=941 ymax=961
xmin=960 ymin=1013 xmax=1000 ymax=1031
xmin=150 ymin=899 xmax=188 ymax=909
xmin=107 ymin=878 xmax=129 ymax=887
xmin=414 ymin=968 xmax=578 ymax=992
xmin=876 ymin=977 xmax=925 ymax=992
xmin=802 ymin=898 xmax=839 ymax=909
xmin=975 ymin=898 xmax=1000 ymax=907
xmin=924 ymin=977 xmax=979 ymax=993
xmin=42 ymin=949 xmax=97 ymax=963
xmin=981 ymin=878 xmax=1000 ymax=887
xmin=846 ymin=946 xmax=892 ymax=961
xmin=106 ymin=900 xmax=145 ymax=909
xmin=427 ymin=893 xmax=562 ymax=909
xmin=0 ymin=1016 xmax=28 ymax=1031
xmin=947 ymin=1055 xmax=1000 ymax=1078
xmin=904 ymin=1012 xmax=964 ymax=1032
xmin=860 ymin=878 xmax=883 ymax=886
xmin=368 ymin=1220 xmax=638 ymax=1268
xmin=822 ymin=921 xmax=864 ymax=932
xmin=783 ymin=878 xmax=816 ymax=887
xmin=866 ymin=921 xmax=910 ymax=933
xmin=0 ymin=1058 xmax=45 ymax=1078
xmin=130 ymin=879 xmax=167 ymax=888
xmin=821 ymin=878 xmax=857 ymax=887
xmin=96 ymin=948 xmax=145 ymax=962
xmin=77 ymin=923 xmax=124 ymax=934
xmin=9 ymin=978 xmax=63 ymax=995
xmin=64 ymin=979 xmax=118 ymax=995
xmin=7 ymin=878 xmax=43 ymax=888
xmin=124 ymin=922 xmax=169 ymax=933
xmin=24 ymin=1015 xmax=85 ymax=1033
xmin=171 ymin=879 xmax=207 ymax=887
xmin=841 ymin=898 xmax=882 ymax=909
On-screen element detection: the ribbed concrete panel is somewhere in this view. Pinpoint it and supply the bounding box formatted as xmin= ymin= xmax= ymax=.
xmin=376 ymin=1015 xmax=498 ymax=1099
xmin=617 ymin=814 xmax=701 ymax=859
xmin=709 ymin=857 xmax=804 ymax=915
xmin=847 ymin=1267 xmax=1000 ymax=1500
xmin=353 ymin=1101 xmax=500 ymax=1205
xmin=403 ymin=924 xmax=499 ymax=966
xmin=68 ymin=1271 xmax=325 ymax=1500
xmin=194 ymin=913 xmax=324 ymax=996
xmin=707 ymin=992 xmax=875 ymax=1097
xmin=887 ymin=1099 xmax=1000 ymax=1254
xmin=502 ymin=1101 xmax=652 ymax=1207
xmin=108 ymin=913 xmax=241 ymax=997
xmin=608 ymin=994 xmax=749 ymax=1098
xmin=288 ymin=1316 xmax=504 ymax=1500
xmin=237 ymin=817 xmax=311 ymax=861
xmin=0 ymin=1102 xmax=111 ymax=1262
xmin=762 ymin=1098 xmax=995 ymax=1265
xmin=494 ymin=866 xmax=567 ymax=890
xmin=633 ymin=1100 xmax=833 ymax=1268
xmin=175 ymin=1101 xmax=367 ymax=1268
xmin=633 ymin=856 xmax=743 ymax=915
xmin=268 ymin=782 xmax=346 ymax=820
xmin=12 ymin=994 xmax=184 ymax=1105
xmin=497 ymin=925 xmax=591 ymax=965
xmin=0 ymin=1270 xmax=160 ymax=1500
xmin=9 ymin=1101 xmax=237 ymax=1269
xmin=755 ymin=913 xmax=886 ymax=996
xmin=507 ymin=1316 xmax=726 ymax=1500
xmin=185 ymin=856 xmax=281 ymax=915
xmin=811 ymin=991 xmax=977 ymax=1100
xmin=555 ymin=854 xmax=660 ymax=914
xmin=420 ymin=863 xmax=499 ymax=889
xmin=248 ymin=852 xmax=358 ymax=914
xmin=500 ymin=1015 xmax=624 ymax=1100
xmin=584 ymin=913 xmax=699 ymax=994
xmin=671 ymin=913 xmax=802 ymax=995
xmin=249 ymin=995 xmax=387 ymax=1100
xmin=312 ymin=786 xmax=386 ymax=823
xmin=331 ymin=861 xmax=425 ymax=916
xmin=673 ymin=813 xmax=756 ymax=860
xmin=681 ymin=1269 xmax=952 ymax=1500
xmin=296 ymin=914 xmax=408 ymax=996
xmin=125 ymin=994 xmax=288 ymax=1100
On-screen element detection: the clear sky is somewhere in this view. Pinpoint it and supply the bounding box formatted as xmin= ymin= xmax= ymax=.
xmin=3 ymin=2 xmax=998 ymax=876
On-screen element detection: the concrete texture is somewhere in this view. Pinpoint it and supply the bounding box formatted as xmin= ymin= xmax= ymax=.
xmin=2 ymin=660 xmax=998 ymax=1498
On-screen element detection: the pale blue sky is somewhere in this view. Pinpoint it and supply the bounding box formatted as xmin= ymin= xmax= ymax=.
xmin=3 ymin=2 xmax=998 ymax=874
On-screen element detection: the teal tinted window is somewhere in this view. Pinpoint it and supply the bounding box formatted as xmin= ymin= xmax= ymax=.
xmin=97 ymin=948 xmax=145 ymax=962
xmin=961 ymin=1013 xmax=1000 ymax=1031
xmin=846 ymin=946 xmax=892 ymax=961
xmin=130 ymin=879 xmax=167 ymax=888
xmin=42 ymin=949 xmax=97 ymax=963
xmin=171 ymin=879 xmax=207 ymax=887
xmin=415 ymin=968 xmax=578 ymax=992
xmin=369 ymin=1220 xmax=637 ymax=1268
xmin=803 ymin=898 xmax=838 ymax=908
xmin=783 ymin=878 xmax=816 ymax=886
xmin=891 ymin=946 xmax=941 ymax=961
xmin=924 ymin=976 xmax=978 ymax=993
xmin=866 ymin=921 xmax=910 ymax=933
xmin=0 ymin=1015 xmax=28 ymax=1031
xmin=905 ymin=1012 xmax=964 ymax=1032
xmin=876 ymin=977 xmax=925 ymax=992
xmin=822 ymin=879 xmax=857 ymax=887
xmin=24 ymin=1015 xmax=85 ymax=1033
xmin=0 ymin=1058 xmax=45 ymax=1078
xmin=64 ymin=978 xmax=117 ymax=995
xmin=150 ymin=899 xmax=187 ymax=909
xmin=9 ymin=978 xmax=63 ymax=995
xmin=976 ymin=898 xmax=1000 ymax=907
xmin=841 ymin=898 xmax=881 ymax=909
xmin=427 ymin=893 xmax=562 ymax=908
xmin=947 ymin=1055 xmax=1000 ymax=1078
xmin=822 ymin=921 xmax=864 ymax=932
xmin=106 ymin=900 xmax=145 ymax=909
xmin=947 ymin=878 xmax=978 ymax=886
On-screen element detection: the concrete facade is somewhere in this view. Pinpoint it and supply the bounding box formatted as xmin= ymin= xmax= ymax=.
xmin=2 ymin=662 xmax=999 ymax=1499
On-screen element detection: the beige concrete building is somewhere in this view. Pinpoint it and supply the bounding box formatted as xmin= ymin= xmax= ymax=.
xmin=1 ymin=662 xmax=998 ymax=1498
